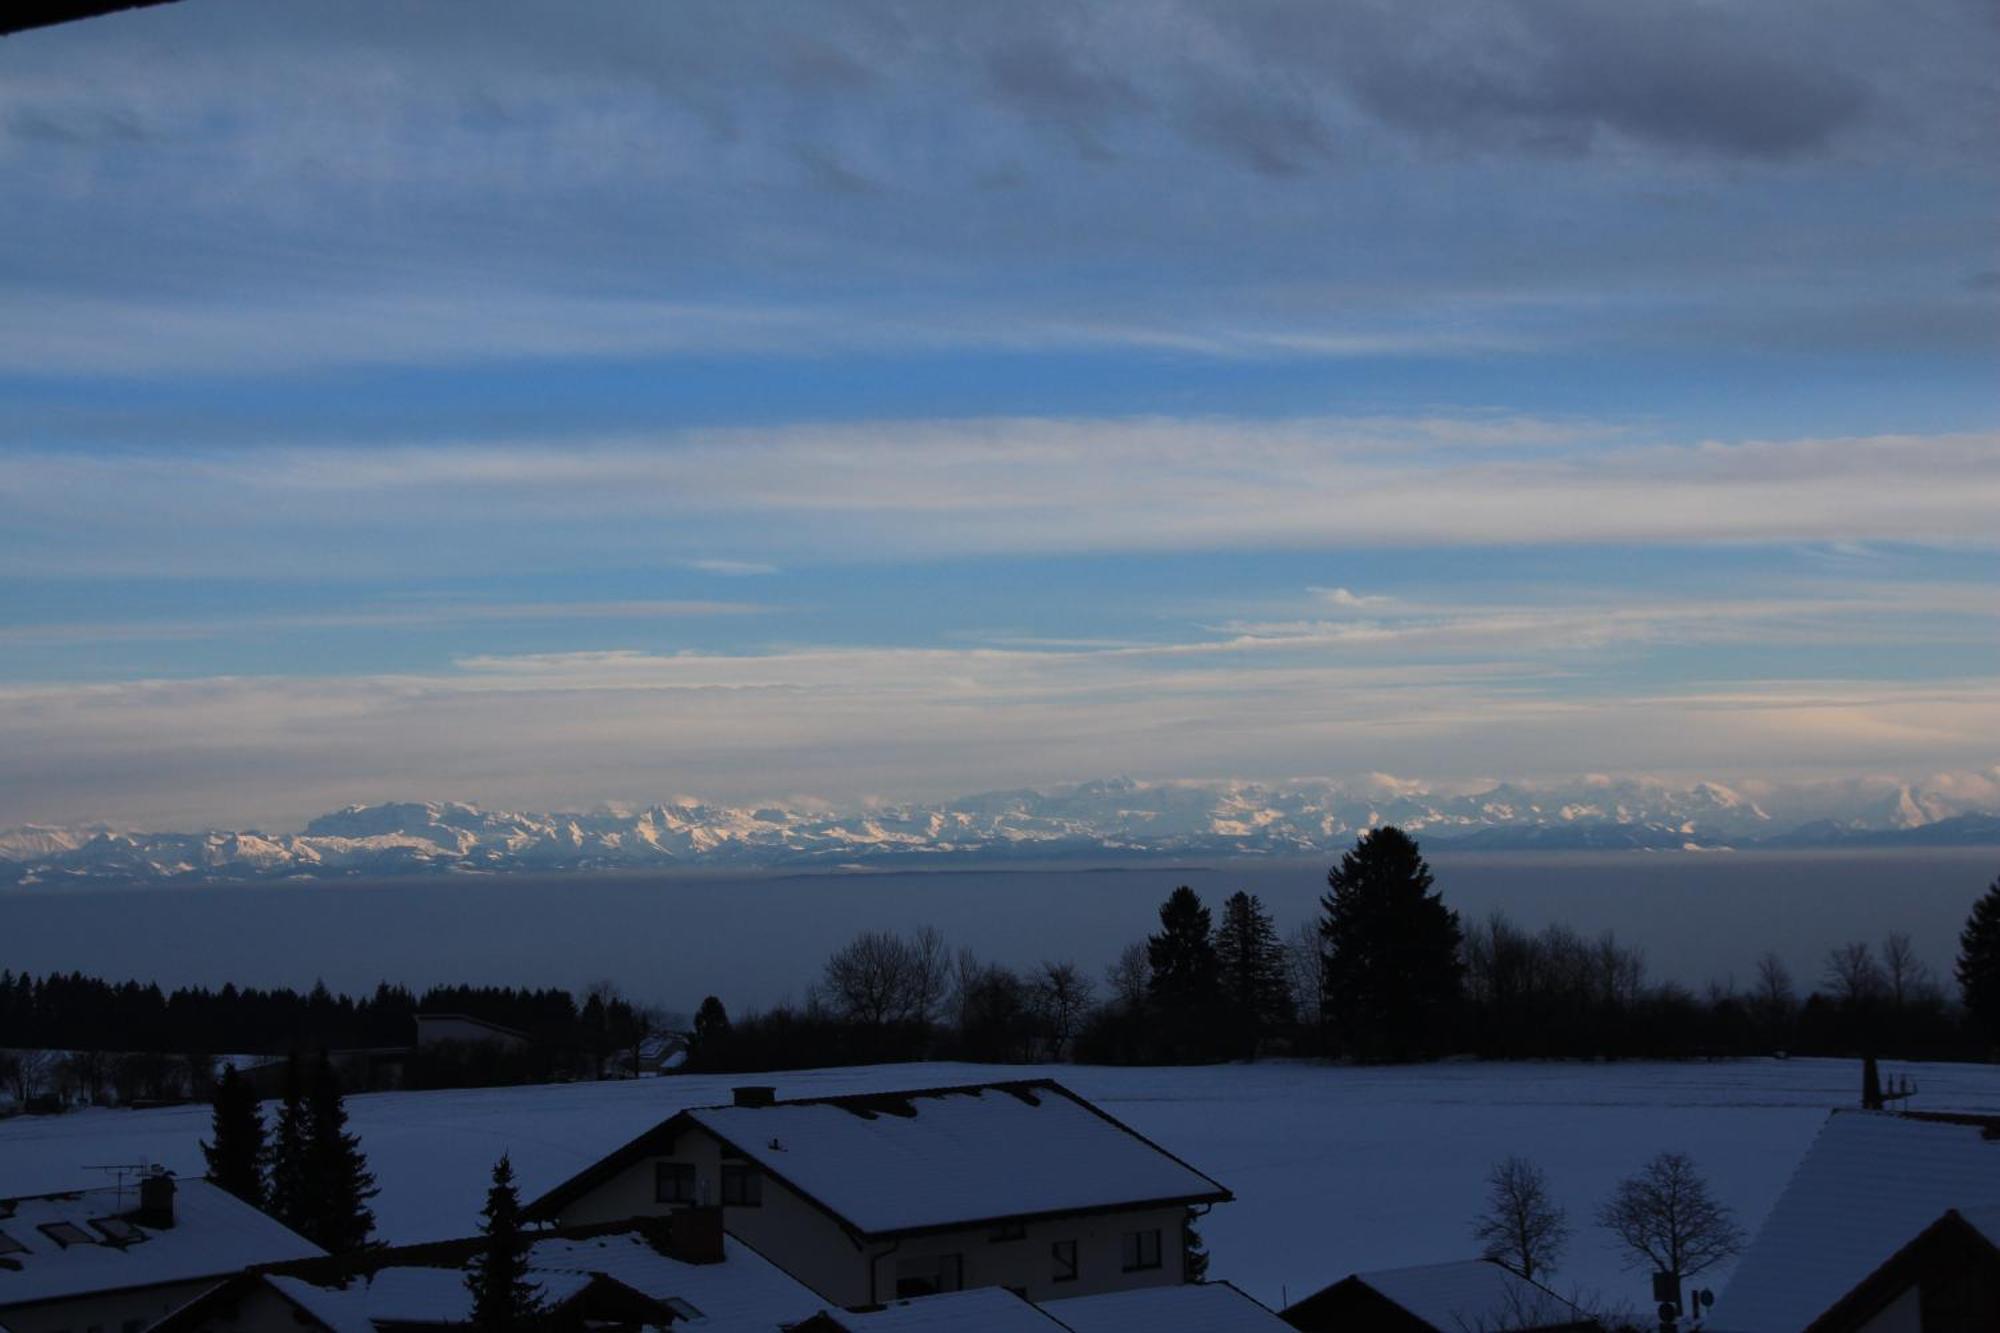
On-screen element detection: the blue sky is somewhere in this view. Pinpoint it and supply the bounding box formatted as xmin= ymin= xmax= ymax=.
xmin=1 ymin=0 xmax=1996 ymax=827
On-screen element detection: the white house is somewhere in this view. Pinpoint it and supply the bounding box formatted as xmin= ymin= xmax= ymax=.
xmin=522 ymin=1079 xmax=1233 ymax=1308
xmin=0 ymin=1175 xmax=322 ymax=1333
xmin=1714 ymin=1111 xmax=2000 ymax=1333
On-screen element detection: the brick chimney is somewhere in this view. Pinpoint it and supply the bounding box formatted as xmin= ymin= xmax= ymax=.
xmin=666 ymin=1205 xmax=725 ymax=1264
xmin=135 ymin=1171 xmax=176 ymax=1229
xmin=732 ymin=1085 xmax=776 ymax=1108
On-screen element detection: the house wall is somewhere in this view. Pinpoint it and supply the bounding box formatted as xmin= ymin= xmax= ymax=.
xmin=553 ymin=1126 xmax=1191 ymax=1306
xmin=1 ymin=1278 xmax=221 ymax=1333
xmin=1855 ymin=1284 xmax=1921 ymax=1333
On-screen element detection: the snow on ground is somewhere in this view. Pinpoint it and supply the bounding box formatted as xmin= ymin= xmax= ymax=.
xmin=3 ymin=1058 xmax=1997 ymax=1314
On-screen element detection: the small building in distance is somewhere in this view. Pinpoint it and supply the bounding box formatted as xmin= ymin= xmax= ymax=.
xmin=1278 ymin=1259 xmax=1599 ymax=1333
xmin=412 ymin=1014 xmax=530 ymax=1050
xmin=1799 ymin=1206 xmax=2000 ymax=1333
xmin=0 ymin=1174 xmax=322 ymax=1333
xmin=523 ymin=1079 xmax=1233 ymax=1308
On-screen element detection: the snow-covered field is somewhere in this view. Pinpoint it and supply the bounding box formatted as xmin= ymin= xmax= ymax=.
xmin=4 ymin=1057 xmax=1997 ymax=1313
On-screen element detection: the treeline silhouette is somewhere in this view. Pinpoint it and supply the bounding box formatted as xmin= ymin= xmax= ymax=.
xmin=0 ymin=974 xmax=590 ymax=1054
xmin=8 ymin=832 xmax=1998 ymax=1092
xmin=691 ymin=831 xmax=1999 ymax=1070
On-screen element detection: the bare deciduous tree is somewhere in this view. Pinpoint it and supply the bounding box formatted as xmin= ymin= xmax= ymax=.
xmin=1597 ymin=1152 xmax=1743 ymax=1281
xmin=822 ymin=929 xmax=938 ymax=1028
xmin=1105 ymin=941 xmax=1149 ymax=1013
xmin=1030 ymin=961 xmax=1094 ymax=1058
xmin=1284 ymin=920 xmax=1325 ymax=1023
xmin=1823 ymin=941 xmax=1886 ymax=1007
xmin=1472 ymin=1154 xmax=1569 ymax=1280
xmin=1878 ymin=932 xmax=1936 ymax=1010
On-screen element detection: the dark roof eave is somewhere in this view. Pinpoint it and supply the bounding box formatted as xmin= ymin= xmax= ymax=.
xmin=854 ymin=1188 xmax=1235 ymax=1241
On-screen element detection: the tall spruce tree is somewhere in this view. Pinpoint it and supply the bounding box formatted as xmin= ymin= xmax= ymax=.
xmin=303 ymin=1052 xmax=378 ymax=1252
xmin=1958 ymin=874 xmax=2000 ymax=1045
xmin=200 ymin=1064 xmax=267 ymax=1208
xmin=466 ymin=1154 xmax=541 ymax=1333
xmin=1214 ymin=890 xmax=1292 ymax=1059
xmin=1147 ymin=886 xmax=1222 ymax=1060
xmin=268 ymin=1053 xmax=310 ymax=1234
xmin=1319 ymin=827 xmax=1465 ymax=1061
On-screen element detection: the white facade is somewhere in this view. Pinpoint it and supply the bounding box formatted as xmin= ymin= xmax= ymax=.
xmin=549 ymin=1120 xmax=1193 ymax=1306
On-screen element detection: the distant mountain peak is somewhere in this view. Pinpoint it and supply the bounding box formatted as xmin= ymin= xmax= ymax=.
xmin=4 ymin=773 xmax=1995 ymax=885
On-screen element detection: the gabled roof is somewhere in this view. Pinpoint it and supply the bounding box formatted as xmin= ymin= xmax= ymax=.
xmin=1294 ymin=1260 xmax=1594 ymax=1333
xmin=1801 ymin=1207 xmax=2000 ymax=1333
xmin=1715 ymin=1110 xmax=2000 ymax=1333
xmin=0 ymin=1177 xmax=322 ymax=1310
xmin=1046 ymin=1279 xmax=1294 ymax=1332
xmin=524 ymin=1229 xmax=821 ymax=1328
xmin=525 ymin=1079 xmax=1231 ymax=1237
xmin=157 ymin=1222 xmax=818 ymax=1333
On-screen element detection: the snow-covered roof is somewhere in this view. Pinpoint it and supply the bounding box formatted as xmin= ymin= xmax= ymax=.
xmin=1343 ymin=1260 xmax=1587 ymax=1332
xmin=801 ymin=1287 xmax=1066 ymax=1331
xmin=1716 ymin=1111 xmax=2000 ymax=1333
xmin=524 ymin=1230 xmax=820 ymax=1329
xmin=1043 ymin=1280 xmax=1292 ymax=1332
xmin=0 ymin=1177 xmax=322 ymax=1309
xmin=654 ymin=1081 xmax=1228 ymax=1236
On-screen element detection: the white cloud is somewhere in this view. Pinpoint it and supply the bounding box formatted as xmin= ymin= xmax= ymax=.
xmin=4 ymin=621 xmax=1996 ymax=828
xmin=5 ymin=419 xmax=1996 ymax=576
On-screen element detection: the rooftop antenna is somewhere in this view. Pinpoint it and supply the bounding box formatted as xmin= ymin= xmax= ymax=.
xmin=85 ymin=1162 xmax=155 ymax=1209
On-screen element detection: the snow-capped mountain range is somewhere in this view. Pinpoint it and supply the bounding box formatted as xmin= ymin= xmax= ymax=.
xmin=3 ymin=774 xmax=1997 ymax=885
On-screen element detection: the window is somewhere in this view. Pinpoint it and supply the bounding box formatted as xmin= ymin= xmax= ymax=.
xmin=39 ymin=1222 xmax=95 ymax=1249
xmin=990 ymin=1221 xmax=1026 ymax=1242
xmin=93 ymin=1218 xmax=146 ymax=1245
xmin=654 ymin=1162 xmax=696 ymax=1205
xmin=894 ymin=1253 xmax=963 ymax=1298
xmin=1051 ymin=1239 xmax=1078 ymax=1283
xmin=719 ymin=1162 xmax=761 ymax=1206
xmin=0 ymin=1229 xmax=26 ymax=1256
xmin=1121 ymin=1228 xmax=1162 ymax=1273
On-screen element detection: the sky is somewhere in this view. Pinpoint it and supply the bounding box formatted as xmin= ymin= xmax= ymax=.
xmin=1 ymin=0 xmax=1996 ymax=829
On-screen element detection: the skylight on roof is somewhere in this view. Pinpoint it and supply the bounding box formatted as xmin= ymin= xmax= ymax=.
xmin=662 ymin=1297 xmax=703 ymax=1318
xmin=92 ymin=1218 xmax=147 ymax=1245
xmin=39 ymin=1221 xmax=97 ymax=1249
xmin=0 ymin=1228 xmax=26 ymax=1256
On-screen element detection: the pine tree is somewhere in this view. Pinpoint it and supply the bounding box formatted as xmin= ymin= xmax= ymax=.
xmin=1147 ymin=886 xmax=1222 ymax=1060
xmin=1957 ymin=874 xmax=2000 ymax=1046
xmin=200 ymin=1064 xmax=267 ymax=1208
xmin=1214 ymin=891 xmax=1292 ymax=1059
xmin=303 ymin=1052 xmax=377 ymax=1252
xmin=268 ymin=1053 xmax=309 ymax=1234
xmin=1320 ymin=827 xmax=1465 ymax=1061
xmin=691 ymin=995 xmax=731 ymax=1068
xmin=466 ymin=1154 xmax=541 ymax=1333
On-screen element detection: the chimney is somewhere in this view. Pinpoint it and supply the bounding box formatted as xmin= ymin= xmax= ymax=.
xmin=136 ymin=1171 xmax=176 ymax=1229
xmin=732 ymin=1086 xmax=776 ymax=1108
xmin=1862 ymin=1054 xmax=1884 ymax=1110
xmin=666 ymin=1205 xmax=725 ymax=1264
